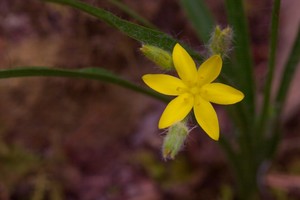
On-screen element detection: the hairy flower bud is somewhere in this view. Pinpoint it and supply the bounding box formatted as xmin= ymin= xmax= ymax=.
xmin=209 ymin=26 xmax=233 ymax=57
xmin=140 ymin=44 xmax=174 ymax=70
xmin=162 ymin=121 xmax=189 ymax=160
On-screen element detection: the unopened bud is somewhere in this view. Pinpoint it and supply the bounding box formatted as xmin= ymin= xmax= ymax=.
xmin=209 ymin=26 xmax=233 ymax=57
xmin=162 ymin=121 xmax=189 ymax=160
xmin=140 ymin=45 xmax=174 ymax=70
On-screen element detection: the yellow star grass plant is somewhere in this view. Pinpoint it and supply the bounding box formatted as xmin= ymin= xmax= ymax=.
xmin=142 ymin=43 xmax=244 ymax=140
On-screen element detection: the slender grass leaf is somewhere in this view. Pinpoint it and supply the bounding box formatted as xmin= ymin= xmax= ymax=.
xmin=43 ymin=0 xmax=201 ymax=61
xmin=107 ymin=0 xmax=156 ymax=29
xmin=257 ymin=0 xmax=281 ymax=136
xmin=276 ymin=26 xmax=300 ymax=112
xmin=0 ymin=67 xmax=169 ymax=103
xmin=179 ymin=0 xmax=215 ymax=43
xmin=225 ymin=0 xmax=255 ymax=118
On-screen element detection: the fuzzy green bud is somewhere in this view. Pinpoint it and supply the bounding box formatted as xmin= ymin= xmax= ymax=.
xmin=209 ymin=26 xmax=233 ymax=57
xmin=140 ymin=45 xmax=174 ymax=70
xmin=162 ymin=121 xmax=189 ymax=160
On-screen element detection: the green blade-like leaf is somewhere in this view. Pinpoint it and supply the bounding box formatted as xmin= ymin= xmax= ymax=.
xmin=107 ymin=0 xmax=156 ymax=29
xmin=43 ymin=0 xmax=201 ymax=61
xmin=257 ymin=0 xmax=281 ymax=136
xmin=225 ymin=0 xmax=256 ymax=124
xmin=179 ymin=0 xmax=215 ymax=43
xmin=0 ymin=67 xmax=169 ymax=103
xmin=276 ymin=26 xmax=300 ymax=112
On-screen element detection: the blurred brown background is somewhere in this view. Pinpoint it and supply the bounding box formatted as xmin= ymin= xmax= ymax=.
xmin=0 ymin=0 xmax=299 ymax=199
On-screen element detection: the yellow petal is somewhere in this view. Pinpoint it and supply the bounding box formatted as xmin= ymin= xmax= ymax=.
xmin=142 ymin=74 xmax=187 ymax=96
xmin=197 ymin=55 xmax=222 ymax=85
xmin=159 ymin=93 xmax=193 ymax=129
xmin=172 ymin=43 xmax=198 ymax=84
xmin=193 ymin=96 xmax=219 ymax=140
xmin=200 ymin=83 xmax=244 ymax=105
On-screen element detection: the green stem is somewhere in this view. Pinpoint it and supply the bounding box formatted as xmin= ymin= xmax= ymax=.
xmin=220 ymin=135 xmax=258 ymax=200
xmin=219 ymin=136 xmax=240 ymax=175
xmin=0 ymin=67 xmax=169 ymax=103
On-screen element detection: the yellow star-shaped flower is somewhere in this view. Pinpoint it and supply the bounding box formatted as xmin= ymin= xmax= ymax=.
xmin=142 ymin=43 xmax=244 ymax=140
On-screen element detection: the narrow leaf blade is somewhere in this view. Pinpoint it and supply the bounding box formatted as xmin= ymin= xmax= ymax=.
xmin=180 ymin=0 xmax=215 ymax=42
xmin=43 ymin=0 xmax=201 ymax=60
xmin=276 ymin=26 xmax=300 ymax=110
xmin=0 ymin=67 xmax=169 ymax=102
xmin=225 ymin=0 xmax=256 ymax=123
xmin=107 ymin=0 xmax=156 ymax=29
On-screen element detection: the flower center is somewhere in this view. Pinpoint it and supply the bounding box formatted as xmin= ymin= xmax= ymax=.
xmin=189 ymin=84 xmax=201 ymax=96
